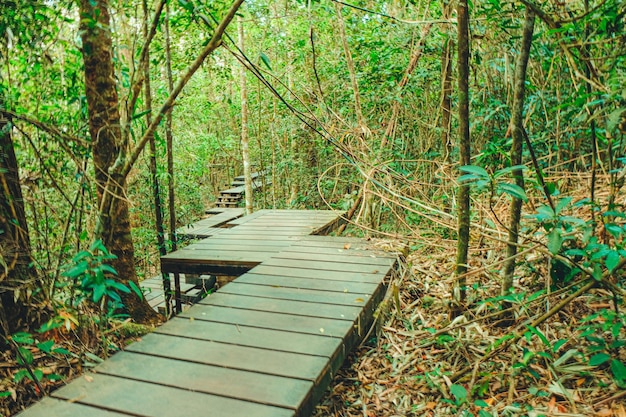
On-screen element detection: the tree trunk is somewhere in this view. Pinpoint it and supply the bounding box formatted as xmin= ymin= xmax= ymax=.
xmin=453 ymin=0 xmax=471 ymax=314
xmin=79 ymin=0 xmax=161 ymax=324
xmin=502 ymin=8 xmax=535 ymax=297
xmin=0 ymin=99 xmax=41 ymax=338
xmin=143 ymin=0 xmax=166 ymax=257
xmin=238 ymin=16 xmax=254 ymax=215
xmin=441 ymin=0 xmax=454 ymax=165
xmin=164 ymin=1 xmax=177 ymax=253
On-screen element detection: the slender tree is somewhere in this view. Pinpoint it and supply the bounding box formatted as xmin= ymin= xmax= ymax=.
xmin=501 ymin=8 xmax=535 ymax=297
xmin=238 ymin=16 xmax=254 ymax=215
xmin=143 ymin=0 xmax=166 ymax=257
xmin=441 ymin=0 xmax=454 ymax=164
xmin=453 ymin=0 xmax=471 ymax=312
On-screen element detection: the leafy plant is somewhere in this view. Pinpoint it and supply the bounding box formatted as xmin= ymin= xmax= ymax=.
xmin=459 ymin=165 xmax=528 ymax=202
xmin=61 ymin=239 xmax=142 ymax=314
xmin=578 ymin=308 xmax=626 ymax=388
xmin=6 ymin=331 xmax=68 ymax=393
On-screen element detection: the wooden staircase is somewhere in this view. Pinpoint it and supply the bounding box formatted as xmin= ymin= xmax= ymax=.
xmin=215 ymin=171 xmax=269 ymax=208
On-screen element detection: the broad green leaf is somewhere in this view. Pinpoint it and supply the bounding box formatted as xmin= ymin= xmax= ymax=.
xmin=11 ymin=332 xmax=34 ymax=345
xmin=547 ymin=227 xmax=563 ymax=255
xmin=610 ymin=359 xmax=626 ymax=387
xmin=100 ymin=264 xmax=118 ymax=276
xmin=36 ymin=340 xmax=55 ymax=353
xmin=450 ymin=384 xmax=468 ymax=402
xmin=589 ymin=352 xmax=611 ymax=366
xmin=605 ymin=223 xmax=623 ymax=238
xmin=459 ymin=165 xmax=489 ymax=177
xmin=92 ymin=284 xmax=106 ymax=303
xmin=554 ymin=197 xmax=572 ymax=215
xmin=63 ymin=261 xmax=88 ymax=279
xmin=494 ymin=164 xmax=527 ymax=177
xmin=498 ymin=183 xmax=528 ymax=201
xmin=605 ymin=250 xmax=621 ymax=273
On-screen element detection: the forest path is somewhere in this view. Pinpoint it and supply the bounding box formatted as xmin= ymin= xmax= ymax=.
xmin=18 ymin=210 xmax=402 ymax=417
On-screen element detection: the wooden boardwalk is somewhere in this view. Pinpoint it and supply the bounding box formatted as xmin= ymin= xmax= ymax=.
xmin=18 ymin=210 xmax=401 ymax=417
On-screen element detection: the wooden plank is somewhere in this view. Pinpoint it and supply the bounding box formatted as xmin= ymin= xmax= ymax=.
xmin=155 ymin=317 xmax=341 ymax=357
xmin=52 ymin=373 xmax=293 ymax=417
xmin=249 ymin=264 xmax=384 ymax=283
xmin=198 ymin=292 xmax=362 ymax=320
xmin=281 ymin=243 xmax=396 ymax=257
xmin=236 ymin=273 xmax=379 ymax=294
xmin=126 ymin=333 xmax=329 ymax=382
xmin=216 ymin=229 xmax=313 ymax=236
xmin=95 ymin=352 xmax=313 ymax=411
xmin=161 ymin=250 xmax=270 ymax=264
xmin=181 ymin=304 xmax=353 ymax=338
xmin=182 ymin=242 xmax=291 ymax=252
xmin=259 ymin=258 xmax=387 ymax=274
xmin=220 ymin=281 xmax=373 ymax=307
xmin=16 ymin=397 xmax=128 ymax=417
xmin=272 ymin=250 xmax=397 ymax=267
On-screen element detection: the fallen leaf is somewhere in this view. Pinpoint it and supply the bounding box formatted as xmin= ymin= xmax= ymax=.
xmin=84 ymin=375 xmax=94 ymax=383
xmin=595 ymin=407 xmax=612 ymax=417
xmin=344 ymin=244 xmax=351 ymax=250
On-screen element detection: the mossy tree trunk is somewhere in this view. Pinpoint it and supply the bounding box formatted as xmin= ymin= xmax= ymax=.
xmin=79 ymin=0 xmax=161 ymax=323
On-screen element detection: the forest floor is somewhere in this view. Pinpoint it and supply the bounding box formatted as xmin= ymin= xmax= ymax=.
xmin=313 ymin=242 xmax=626 ymax=417
xmin=2 ymin=213 xmax=625 ymax=416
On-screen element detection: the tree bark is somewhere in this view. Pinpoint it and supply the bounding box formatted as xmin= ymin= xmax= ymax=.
xmin=441 ymin=0 xmax=454 ymax=164
xmin=143 ymin=0 xmax=166 ymax=257
xmin=238 ymin=16 xmax=254 ymax=215
xmin=79 ymin=0 xmax=161 ymax=323
xmin=0 ymin=98 xmax=41 ymax=338
xmin=502 ymin=8 xmax=535 ymax=297
xmin=453 ymin=0 xmax=471 ymax=313
xmin=164 ymin=1 xmax=177 ymax=253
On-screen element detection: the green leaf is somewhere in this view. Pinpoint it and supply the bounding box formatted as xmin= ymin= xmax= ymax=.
xmin=589 ymin=352 xmax=611 ymax=366
xmin=63 ymin=261 xmax=88 ymax=279
xmin=498 ymin=183 xmax=528 ymax=201
xmin=99 ymin=264 xmax=118 ymax=276
xmin=36 ymin=340 xmax=55 ymax=353
xmin=14 ymin=369 xmax=30 ymax=383
xmin=605 ymin=224 xmax=623 ymax=238
xmin=610 ymin=359 xmax=626 ymax=387
xmin=128 ymin=280 xmax=143 ymax=300
xmin=554 ymin=197 xmax=572 ymax=215
xmin=494 ymin=164 xmax=527 ymax=177
xmin=92 ymin=284 xmax=106 ymax=303
xmin=33 ymin=369 xmax=43 ymax=381
xmin=259 ymin=52 xmax=272 ymax=70
xmin=526 ymin=325 xmax=550 ymax=347
xmin=605 ymin=250 xmax=621 ymax=273
xmin=11 ymin=332 xmax=34 ymax=345
xmin=460 ymin=165 xmax=489 ymax=178
xmin=450 ymin=384 xmax=468 ymax=402
xmin=0 ymin=392 xmax=11 ymax=398
xmin=17 ymin=347 xmax=34 ymax=365
xmin=547 ymin=227 xmax=563 ymax=255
